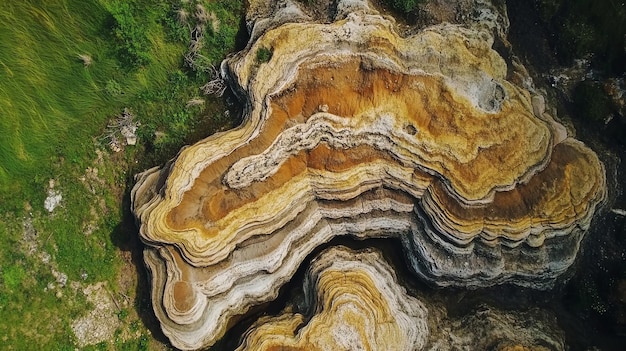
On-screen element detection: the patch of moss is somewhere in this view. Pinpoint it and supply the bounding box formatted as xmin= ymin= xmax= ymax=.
xmin=256 ymin=46 xmax=273 ymax=64
xmin=534 ymin=0 xmax=626 ymax=74
xmin=391 ymin=0 xmax=421 ymax=13
xmin=572 ymin=81 xmax=612 ymax=123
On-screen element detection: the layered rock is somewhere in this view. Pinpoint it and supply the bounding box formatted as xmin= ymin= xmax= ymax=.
xmin=236 ymin=246 xmax=565 ymax=351
xmin=236 ymin=246 xmax=429 ymax=351
xmin=131 ymin=0 xmax=606 ymax=349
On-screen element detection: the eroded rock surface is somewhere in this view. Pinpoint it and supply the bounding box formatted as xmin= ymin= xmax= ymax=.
xmin=131 ymin=0 xmax=606 ymax=349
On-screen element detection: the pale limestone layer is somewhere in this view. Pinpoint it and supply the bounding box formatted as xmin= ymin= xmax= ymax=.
xmin=130 ymin=0 xmax=606 ymax=349
xmin=142 ymin=188 xmax=421 ymax=349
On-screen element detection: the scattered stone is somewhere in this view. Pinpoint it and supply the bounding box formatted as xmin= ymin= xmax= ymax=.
xmin=52 ymin=269 xmax=68 ymax=288
xmin=39 ymin=251 xmax=51 ymax=264
xmin=71 ymin=283 xmax=121 ymax=348
xmin=44 ymin=190 xmax=62 ymax=213
xmin=44 ymin=180 xmax=63 ymax=213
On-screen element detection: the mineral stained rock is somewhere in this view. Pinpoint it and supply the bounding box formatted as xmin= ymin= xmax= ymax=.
xmin=131 ymin=0 xmax=606 ymax=349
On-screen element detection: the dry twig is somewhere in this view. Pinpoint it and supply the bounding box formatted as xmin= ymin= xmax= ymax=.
xmin=176 ymin=8 xmax=189 ymax=25
xmin=186 ymin=98 xmax=205 ymax=108
xmin=200 ymin=64 xmax=227 ymax=96
xmin=100 ymin=108 xmax=140 ymax=151
xmin=195 ymin=4 xmax=209 ymax=24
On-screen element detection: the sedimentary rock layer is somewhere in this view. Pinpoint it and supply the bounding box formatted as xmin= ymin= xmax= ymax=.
xmin=236 ymin=246 xmax=429 ymax=351
xmin=131 ymin=0 xmax=606 ymax=349
xmin=434 ymin=306 xmax=566 ymax=351
xmin=236 ymin=246 xmax=565 ymax=351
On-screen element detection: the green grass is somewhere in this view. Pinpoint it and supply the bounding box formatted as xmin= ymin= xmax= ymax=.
xmin=391 ymin=0 xmax=422 ymax=13
xmin=0 ymin=215 xmax=89 ymax=349
xmin=256 ymin=47 xmax=273 ymax=64
xmin=0 ymin=1 xmax=107 ymax=197
xmin=0 ymin=0 xmax=194 ymax=206
xmin=0 ymin=0 xmax=243 ymax=349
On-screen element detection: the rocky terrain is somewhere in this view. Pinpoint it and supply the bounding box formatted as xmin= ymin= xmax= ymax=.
xmin=131 ymin=0 xmax=608 ymax=349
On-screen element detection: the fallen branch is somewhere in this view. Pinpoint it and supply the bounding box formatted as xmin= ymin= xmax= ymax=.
xmin=612 ymin=208 xmax=626 ymax=216
xmin=100 ymin=108 xmax=140 ymax=152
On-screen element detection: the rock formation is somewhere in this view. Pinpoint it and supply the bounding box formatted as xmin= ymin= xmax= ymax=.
xmin=237 ymin=246 xmax=565 ymax=351
xmin=236 ymin=246 xmax=429 ymax=351
xmin=131 ymin=0 xmax=606 ymax=349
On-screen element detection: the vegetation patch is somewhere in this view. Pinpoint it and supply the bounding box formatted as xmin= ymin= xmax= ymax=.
xmin=0 ymin=0 xmax=243 ymax=349
xmin=572 ymin=81 xmax=613 ymax=123
xmin=256 ymin=46 xmax=273 ymax=64
xmin=391 ymin=0 xmax=421 ymax=13
xmin=108 ymin=2 xmax=151 ymax=68
xmin=534 ymin=0 xmax=626 ymax=74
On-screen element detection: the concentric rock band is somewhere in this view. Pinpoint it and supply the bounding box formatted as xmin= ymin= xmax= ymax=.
xmin=131 ymin=0 xmax=606 ymax=349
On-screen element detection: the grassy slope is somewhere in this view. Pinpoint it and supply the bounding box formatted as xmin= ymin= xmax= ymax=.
xmin=0 ymin=0 xmax=242 ymax=349
xmin=0 ymin=0 xmax=185 ymax=203
xmin=0 ymin=1 xmax=109 ymax=198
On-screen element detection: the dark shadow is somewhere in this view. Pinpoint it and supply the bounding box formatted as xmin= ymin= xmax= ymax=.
xmin=234 ymin=9 xmax=251 ymax=52
xmin=110 ymin=175 xmax=171 ymax=347
xmin=506 ymin=0 xmax=559 ymax=73
xmin=506 ymin=1 xmax=626 ymax=349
